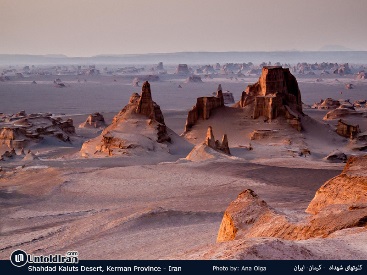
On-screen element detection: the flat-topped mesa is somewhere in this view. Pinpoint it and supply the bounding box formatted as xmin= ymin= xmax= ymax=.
xmin=184 ymin=85 xmax=225 ymax=132
xmin=175 ymin=64 xmax=190 ymax=75
xmin=136 ymin=81 xmax=165 ymax=125
xmin=238 ymin=66 xmax=303 ymax=131
xmin=204 ymin=126 xmax=230 ymax=155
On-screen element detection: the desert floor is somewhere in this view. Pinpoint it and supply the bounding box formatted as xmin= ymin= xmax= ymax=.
xmin=0 ymin=70 xmax=366 ymax=259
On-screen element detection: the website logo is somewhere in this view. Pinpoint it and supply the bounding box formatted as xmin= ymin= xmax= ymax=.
xmin=10 ymin=250 xmax=28 ymax=267
xmin=10 ymin=250 xmax=79 ymax=267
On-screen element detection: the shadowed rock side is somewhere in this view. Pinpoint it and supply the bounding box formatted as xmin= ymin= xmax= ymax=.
xmin=80 ymin=81 xmax=172 ymax=157
xmin=79 ymin=112 xmax=106 ymax=128
xmin=336 ymin=119 xmax=360 ymax=139
xmin=184 ymin=87 xmax=225 ymax=132
xmin=236 ymin=66 xmax=303 ymax=131
xmin=217 ymin=155 xmax=367 ymax=244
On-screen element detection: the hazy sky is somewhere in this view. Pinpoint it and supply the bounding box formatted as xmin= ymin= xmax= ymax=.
xmin=1 ymin=0 xmax=366 ymax=56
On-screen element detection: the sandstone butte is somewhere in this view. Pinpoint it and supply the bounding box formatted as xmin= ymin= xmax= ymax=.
xmin=237 ymin=66 xmax=303 ymax=131
xmin=217 ymin=155 xmax=367 ymax=242
xmin=184 ymin=66 xmax=303 ymax=133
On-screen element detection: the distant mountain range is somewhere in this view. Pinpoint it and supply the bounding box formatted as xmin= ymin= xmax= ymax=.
xmin=1 ymin=51 xmax=367 ymax=65
xmin=319 ymin=45 xmax=354 ymax=51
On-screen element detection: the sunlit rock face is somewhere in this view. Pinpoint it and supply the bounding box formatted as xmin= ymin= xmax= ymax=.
xmin=237 ymin=66 xmax=303 ymax=131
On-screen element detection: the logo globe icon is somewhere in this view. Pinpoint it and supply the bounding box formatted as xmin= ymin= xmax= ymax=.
xmin=10 ymin=250 xmax=28 ymax=267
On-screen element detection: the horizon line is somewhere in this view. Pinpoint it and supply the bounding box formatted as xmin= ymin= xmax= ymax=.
xmin=1 ymin=50 xmax=367 ymax=59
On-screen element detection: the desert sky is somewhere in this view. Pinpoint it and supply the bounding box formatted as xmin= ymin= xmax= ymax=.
xmin=0 ymin=0 xmax=367 ymax=56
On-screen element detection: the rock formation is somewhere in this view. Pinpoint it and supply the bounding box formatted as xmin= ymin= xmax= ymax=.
xmin=79 ymin=112 xmax=106 ymax=128
xmin=80 ymin=81 xmax=171 ymax=157
xmin=218 ymin=178 xmax=367 ymax=243
xmin=184 ymin=75 xmax=203 ymax=83
xmin=184 ymin=87 xmax=225 ymax=132
xmin=354 ymin=100 xmax=367 ymax=108
xmin=222 ymin=91 xmax=235 ymax=104
xmin=333 ymin=63 xmax=352 ymax=75
xmin=185 ymin=126 xmax=231 ymax=161
xmin=133 ymin=75 xmax=160 ymax=82
xmin=312 ymin=98 xmax=340 ymax=109
xmin=307 ymin=155 xmax=367 ymax=214
xmin=250 ymin=129 xmax=280 ymax=140
xmin=132 ymin=78 xmax=139 ymax=87
xmin=323 ymin=106 xmax=362 ymax=120
xmin=156 ymin=62 xmax=164 ymax=71
xmin=211 ymin=86 xmax=235 ymax=104
xmin=175 ymin=64 xmax=190 ymax=75
xmin=324 ymin=150 xmax=347 ymax=163
xmin=345 ymin=83 xmax=354 ymax=90
xmin=135 ymin=81 xmax=165 ymax=125
xmin=336 ymin=119 xmax=360 ymax=139
xmin=236 ymin=66 xmax=302 ymax=131
xmin=0 ymin=113 xmax=75 ymax=149
xmin=204 ymin=126 xmax=230 ymax=155
xmin=356 ymin=71 xmax=366 ymax=80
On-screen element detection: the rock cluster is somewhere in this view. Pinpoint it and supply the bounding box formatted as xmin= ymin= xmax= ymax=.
xmin=184 ymin=86 xmax=225 ymax=132
xmin=79 ymin=112 xmax=106 ymax=128
xmin=0 ymin=112 xmax=75 ymax=149
xmin=333 ymin=63 xmax=352 ymax=75
xmin=336 ymin=119 xmax=360 ymax=139
xmin=237 ymin=66 xmax=302 ymax=131
xmin=205 ymin=126 xmax=230 ymax=155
